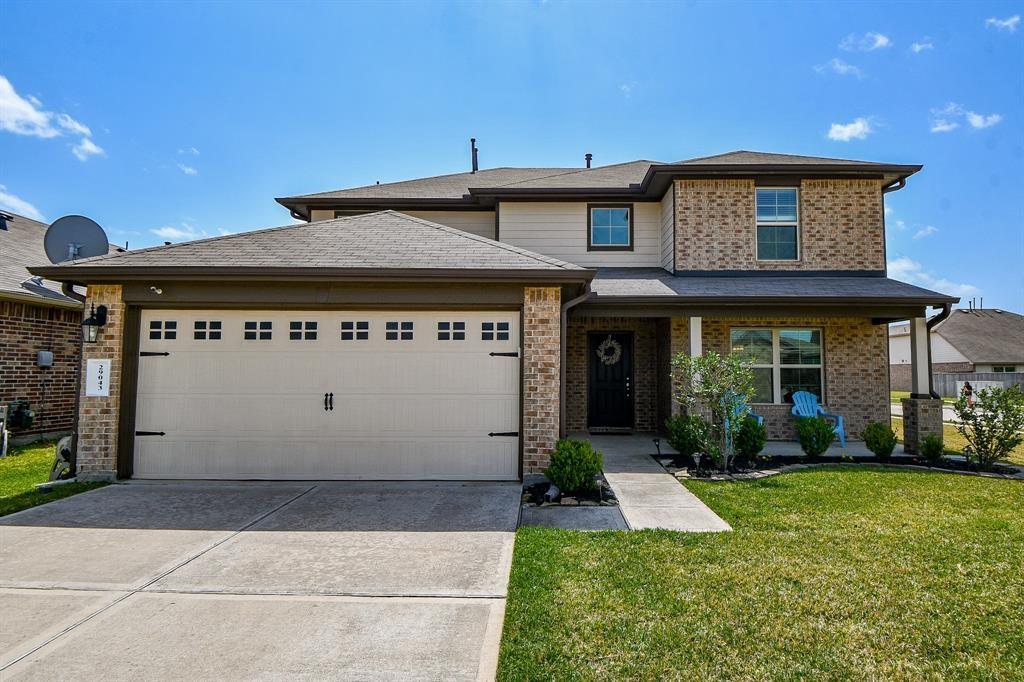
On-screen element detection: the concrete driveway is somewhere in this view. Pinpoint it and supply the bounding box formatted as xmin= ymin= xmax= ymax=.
xmin=0 ymin=481 xmax=520 ymax=680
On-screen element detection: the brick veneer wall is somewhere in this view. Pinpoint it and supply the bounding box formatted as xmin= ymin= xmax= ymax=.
xmin=0 ymin=301 xmax=81 ymax=439
xmin=901 ymin=398 xmax=942 ymax=454
xmin=674 ymin=178 xmax=885 ymax=272
xmin=565 ymin=317 xmax=658 ymax=432
xmin=522 ymin=287 xmax=560 ymax=473
xmin=76 ymin=285 xmax=125 ymax=481
xmin=701 ymin=316 xmax=889 ymax=439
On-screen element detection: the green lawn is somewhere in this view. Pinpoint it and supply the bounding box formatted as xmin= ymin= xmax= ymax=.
xmin=891 ymin=416 xmax=1024 ymax=467
xmin=498 ymin=468 xmax=1024 ymax=680
xmin=0 ymin=441 xmax=106 ymax=517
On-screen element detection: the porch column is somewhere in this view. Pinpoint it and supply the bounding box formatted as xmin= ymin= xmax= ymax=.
xmin=76 ymin=284 xmax=125 ymax=481
xmin=689 ymin=316 xmax=702 ymax=357
xmin=522 ymin=287 xmax=561 ymax=474
xmin=908 ymin=316 xmax=930 ymax=398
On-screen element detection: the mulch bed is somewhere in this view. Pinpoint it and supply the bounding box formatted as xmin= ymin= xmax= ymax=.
xmin=522 ymin=474 xmax=619 ymax=507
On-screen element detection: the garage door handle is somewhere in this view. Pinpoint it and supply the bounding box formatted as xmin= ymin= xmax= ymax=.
xmin=329 ymin=393 xmax=334 ymax=411
xmin=489 ymin=352 xmax=519 ymax=357
xmin=324 ymin=393 xmax=329 ymax=411
xmin=136 ymin=431 xmax=165 ymax=436
xmin=140 ymin=351 xmax=170 ymax=357
xmin=488 ymin=432 xmax=519 ymax=437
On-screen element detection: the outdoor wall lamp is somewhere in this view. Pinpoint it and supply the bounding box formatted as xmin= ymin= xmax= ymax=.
xmin=82 ymin=304 xmax=108 ymax=344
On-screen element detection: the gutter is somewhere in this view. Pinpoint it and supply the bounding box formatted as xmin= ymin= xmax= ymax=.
xmin=61 ymin=283 xmax=86 ymax=303
xmin=559 ymin=283 xmax=592 ymax=438
xmin=925 ymin=302 xmax=954 ymax=398
xmin=882 ymin=177 xmax=907 ymax=194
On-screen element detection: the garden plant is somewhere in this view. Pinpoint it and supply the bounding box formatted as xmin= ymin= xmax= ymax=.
xmin=862 ymin=421 xmax=898 ymax=462
xmin=953 ymin=385 xmax=1024 ymax=469
xmin=545 ymin=438 xmax=603 ymax=494
xmin=795 ymin=417 xmax=835 ymax=458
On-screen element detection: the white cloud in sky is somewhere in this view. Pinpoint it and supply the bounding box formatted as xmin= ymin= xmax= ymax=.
xmin=814 ymin=58 xmax=864 ymax=79
xmin=888 ymin=256 xmax=980 ymax=298
xmin=0 ymin=184 xmax=45 ymax=221
xmin=930 ymin=102 xmax=1003 ymax=133
xmin=892 ymin=219 xmax=907 ymax=231
xmin=178 ymin=147 xmax=200 ymax=156
xmin=965 ymin=111 xmax=1003 ymax=129
xmin=827 ymin=117 xmax=873 ymax=141
xmin=910 ymin=39 xmax=934 ymax=53
xmin=913 ymin=225 xmax=938 ymax=239
xmin=930 ymin=119 xmax=959 ymax=133
xmin=176 ymin=163 xmax=198 ymax=176
xmin=72 ymin=137 xmax=105 ymax=161
xmin=840 ymin=32 xmax=891 ymax=51
xmin=986 ymin=15 xmax=1020 ymax=32
xmin=151 ymin=222 xmax=230 ymax=243
xmin=0 ymin=75 xmax=103 ymax=160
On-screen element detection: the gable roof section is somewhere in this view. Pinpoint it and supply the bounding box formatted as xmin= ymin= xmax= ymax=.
xmin=933 ymin=308 xmax=1024 ymax=363
xmin=31 ymin=211 xmax=592 ymax=284
xmin=277 ymin=150 xmax=922 ymax=217
xmin=0 ymin=212 xmax=82 ymax=307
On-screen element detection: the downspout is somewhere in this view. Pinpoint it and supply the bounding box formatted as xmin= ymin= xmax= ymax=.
xmin=290 ymin=209 xmax=308 ymax=222
xmin=925 ymin=302 xmax=953 ymax=399
xmin=559 ymin=283 xmax=592 ymax=438
xmin=882 ymin=177 xmax=906 ymax=194
xmin=62 ymin=282 xmax=86 ymax=303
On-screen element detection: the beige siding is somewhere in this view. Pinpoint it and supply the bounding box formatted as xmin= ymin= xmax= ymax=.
xmin=500 ymin=202 xmax=662 ymax=267
xmin=659 ymin=188 xmax=674 ymax=272
xmin=309 ymin=209 xmax=495 ymax=239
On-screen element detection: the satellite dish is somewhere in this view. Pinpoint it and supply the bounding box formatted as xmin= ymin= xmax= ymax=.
xmin=44 ymin=215 xmax=110 ymax=264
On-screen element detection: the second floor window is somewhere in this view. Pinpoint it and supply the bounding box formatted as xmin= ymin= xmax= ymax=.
xmin=588 ymin=205 xmax=632 ymax=250
xmin=756 ymin=188 xmax=799 ymax=261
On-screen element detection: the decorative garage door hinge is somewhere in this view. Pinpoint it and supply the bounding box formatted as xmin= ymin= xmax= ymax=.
xmin=139 ymin=351 xmax=170 ymax=357
xmin=488 ymin=431 xmax=519 ymax=437
xmin=135 ymin=431 xmax=166 ymax=436
xmin=489 ymin=352 xmax=519 ymax=357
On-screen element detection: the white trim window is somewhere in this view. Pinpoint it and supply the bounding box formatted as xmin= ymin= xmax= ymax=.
xmin=730 ymin=328 xmax=823 ymax=403
xmin=755 ymin=188 xmax=799 ymax=261
xmin=993 ymin=365 xmax=1017 ymax=373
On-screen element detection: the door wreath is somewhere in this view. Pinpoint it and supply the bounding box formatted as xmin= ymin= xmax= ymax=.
xmin=596 ymin=335 xmax=623 ymax=366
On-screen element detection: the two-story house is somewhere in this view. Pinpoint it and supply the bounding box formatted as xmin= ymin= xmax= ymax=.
xmin=33 ymin=150 xmax=955 ymax=482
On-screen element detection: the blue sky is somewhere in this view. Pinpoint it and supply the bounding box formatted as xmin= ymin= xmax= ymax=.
xmin=2 ymin=1 xmax=1021 ymax=310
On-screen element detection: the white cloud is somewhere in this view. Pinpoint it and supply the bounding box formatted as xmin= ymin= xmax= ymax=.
xmin=176 ymin=163 xmax=198 ymax=176
xmin=827 ymin=117 xmax=873 ymax=141
xmin=888 ymin=256 xmax=980 ymax=298
xmin=965 ymin=111 xmax=1003 ymax=129
xmin=72 ymin=137 xmax=105 ymax=161
xmin=986 ymin=15 xmax=1020 ymax=32
xmin=892 ymin=219 xmax=907 ymax=231
xmin=910 ymin=39 xmax=934 ymax=53
xmin=930 ymin=119 xmax=959 ymax=133
xmin=0 ymin=184 xmax=45 ymax=221
xmin=814 ymin=58 xmax=864 ymax=79
xmin=840 ymin=32 xmax=891 ymax=51
xmin=0 ymin=75 xmax=59 ymax=137
xmin=150 ymin=222 xmax=228 ymax=242
xmin=913 ymin=225 xmax=938 ymax=239
xmin=178 ymin=146 xmax=200 ymax=156
xmin=55 ymin=113 xmax=91 ymax=136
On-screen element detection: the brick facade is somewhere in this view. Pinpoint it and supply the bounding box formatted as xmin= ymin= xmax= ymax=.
xmin=900 ymin=398 xmax=943 ymax=454
xmin=674 ymin=178 xmax=885 ymax=272
xmin=701 ymin=316 xmax=890 ymax=440
xmin=565 ymin=316 xmax=659 ymax=433
xmin=522 ymin=287 xmax=560 ymax=473
xmin=76 ymin=285 xmax=125 ymax=481
xmin=0 ymin=301 xmax=81 ymax=440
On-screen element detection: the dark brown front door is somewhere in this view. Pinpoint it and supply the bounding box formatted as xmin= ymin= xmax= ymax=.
xmin=588 ymin=332 xmax=634 ymax=429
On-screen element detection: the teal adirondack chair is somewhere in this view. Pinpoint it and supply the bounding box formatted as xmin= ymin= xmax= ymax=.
xmin=723 ymin=391 xmax=764 ymax=451
xmin=790 ymin=391 xmax=846 ymax=448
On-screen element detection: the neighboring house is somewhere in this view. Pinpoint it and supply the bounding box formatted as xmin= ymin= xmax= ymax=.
xmin=32 ymin=150 xmax=957 ymax=482
xmin=0 ymin=211 xmax=83 ymax=442
xmin=890 ymin=308 xmax=1024 ymax=390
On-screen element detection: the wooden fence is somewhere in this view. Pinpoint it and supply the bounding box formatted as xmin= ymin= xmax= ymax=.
xmin=932 ymin=372 xmax=1024 ymax=398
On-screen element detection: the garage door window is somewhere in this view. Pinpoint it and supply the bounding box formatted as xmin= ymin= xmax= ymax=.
xmin=437 ymin=321 xmax=466 ymax=341
xmin=149 ymin=320 xmax=177 ymax=340
xmin=289 ymin=321 xmax=317 ymax=341
xmin=482 ymin=322 xmax=510 ymax=341
xmin=341 ymin=321 xmax=369 ymax=341
xmin=244 ymin=321 xmax=272 ymax=341
xmin=193 ymin=321 xmax=222 ymax=341
xmin=386 ymin=321 xmax=413 ymax=341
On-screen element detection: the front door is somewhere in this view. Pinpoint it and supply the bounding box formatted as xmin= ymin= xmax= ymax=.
xmin=587 ymin=332 xmax=634 ymax=429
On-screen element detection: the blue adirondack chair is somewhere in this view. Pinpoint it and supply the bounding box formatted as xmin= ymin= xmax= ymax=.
xmin=790 ymin=391 xmax=846 ymax=448
xmin=723 ymin=391 xmax=764 ymax=451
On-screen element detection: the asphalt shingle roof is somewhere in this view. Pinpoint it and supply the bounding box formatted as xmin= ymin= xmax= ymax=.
xmin=42 ymin=211 xmax=586 ymax=273
xmin=0 ymin=212 xmax=82 ymax=306
xmin=932 ymin=308 xmax=1024 ymax=363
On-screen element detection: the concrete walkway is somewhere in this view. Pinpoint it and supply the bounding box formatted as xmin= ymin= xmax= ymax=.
xmin=579 ymin=434 xmax=731 ymax=532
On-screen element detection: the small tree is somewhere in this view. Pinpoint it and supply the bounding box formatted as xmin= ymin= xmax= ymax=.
xmin=953 ymin=385 xmax=1024 ymax=469
xmin=670 ymin=350 xmax=754 ymax=470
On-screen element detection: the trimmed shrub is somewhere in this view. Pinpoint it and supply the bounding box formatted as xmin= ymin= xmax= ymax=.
xmin=795 ymin=417 xmax=834 ymax=458
xmin=545 ymin=439 xmax=603 ymax=494
xmin=664 ymin=414 xmax=711 ymax=460
xmin=863 ymin=421 xmax=898 ymax=462
xmin=954 ymin=385 xmax=1024 ymax=469
xmin=734 ymin=417 xmax=767 ymax=465
xmin=919 ymin=434 xmax=945 ymax=465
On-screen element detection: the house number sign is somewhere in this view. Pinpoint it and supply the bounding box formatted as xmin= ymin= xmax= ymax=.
xmin=85 ymin=359 xmax=111 ymax=397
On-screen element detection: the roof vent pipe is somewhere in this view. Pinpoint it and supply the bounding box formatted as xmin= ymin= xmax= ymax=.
xmin=585 ymin=153 xmax=592 ymax=169
xmin=470 ymin=138 xmax=479 ymax=173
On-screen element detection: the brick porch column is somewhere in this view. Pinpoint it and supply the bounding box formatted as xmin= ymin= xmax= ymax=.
xmin=669 ymin=317 xmax=689 ymax=416
xmin=76 ymin=284 xmax=125 ymax=481
xmin=522 ymin=286 xmax=560 ymax=474
xmin=901 ymin=398 xmax=942 ymax=455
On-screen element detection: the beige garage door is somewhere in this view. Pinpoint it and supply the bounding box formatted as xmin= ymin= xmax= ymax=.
xmin=133 ymin=310 xmax=520 ymax=480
